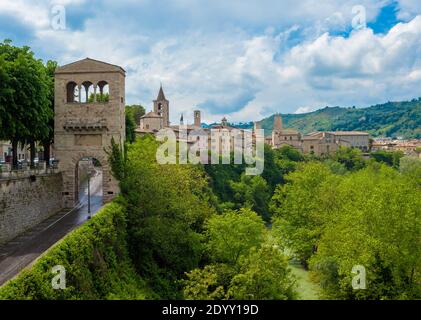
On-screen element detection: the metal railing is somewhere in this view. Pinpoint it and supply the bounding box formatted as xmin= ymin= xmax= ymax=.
xmin=0 ymin=161 xmax=59 ymax=180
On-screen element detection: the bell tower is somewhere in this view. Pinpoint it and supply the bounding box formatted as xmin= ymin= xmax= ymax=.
xmin=194 ymin=110 xmax=201 ymax=127
xmin=153 ymin=85 xmax=169 ymax=127
xmin=273 ymin=114 xmax=282 ymax=132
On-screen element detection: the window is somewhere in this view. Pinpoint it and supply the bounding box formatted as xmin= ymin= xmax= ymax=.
xmin=66 ymin=81 xmax=78 ymax=103
xmin=96 ymin=81 xmax=110 ymax=102
xmin=81 ymin=81 xmax=94 ymax=103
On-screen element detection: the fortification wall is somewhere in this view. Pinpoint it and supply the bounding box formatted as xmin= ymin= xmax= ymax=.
xmin=0 ymin=173 xmax=63 ymax=244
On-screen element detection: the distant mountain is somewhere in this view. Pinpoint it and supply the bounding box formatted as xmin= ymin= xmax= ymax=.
xmin=256 ymin=98 xmax=421 ymax=139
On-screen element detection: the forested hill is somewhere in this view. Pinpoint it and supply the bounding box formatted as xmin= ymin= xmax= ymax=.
xmin=231 ymin=98 xmax=421 ymax=139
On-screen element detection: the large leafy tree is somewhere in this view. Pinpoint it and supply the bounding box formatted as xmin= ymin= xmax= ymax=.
xmin=0 ymin=53 xmax=13 ymax=139
xmin=0 ymin=40 xmax=51 ymax=168
xmin=227 ymin=245 xmax=297 ymax=300
xmin=229 ymin=174 xmax=271 ymax=220
xmin=40 ymin=60 xmax=58 ymax=164
xmin=310 ymin=165 xmax=421 ymax=299
xmin=125 ymin=104 xmax=145 ymax=143
xmin=271 ymin=162 xmax=336 ymax=267
xmin=333 ymin=146 xmax=366 ymax=171
xmin=205 ymin=208 xmax=266 ymax=266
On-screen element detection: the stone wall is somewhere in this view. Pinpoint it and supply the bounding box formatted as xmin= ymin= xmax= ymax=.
xmin=0 ymin=173 xmax=63 ymax=244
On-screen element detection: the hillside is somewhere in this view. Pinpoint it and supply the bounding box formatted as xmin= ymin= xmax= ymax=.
xmin=257 ymin=98 xmax=421 ymax=139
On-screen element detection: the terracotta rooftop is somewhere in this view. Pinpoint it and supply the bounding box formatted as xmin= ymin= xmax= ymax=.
xmin=141 ymin=111 xmax=162 ymax=118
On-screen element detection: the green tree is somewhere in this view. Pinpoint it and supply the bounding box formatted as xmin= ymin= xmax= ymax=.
xmin=271 ymin=162 xmax=336 ymax=267
xmin=182 ymin=264 xmax=235 ymax=300
xmin=114 ymin=136 xmax=216 ymax=298
xmin=125 ymin=105 xmax=145 ymax=144
xmin=227 ymin=244 xmax=297 ymax=300
xmin=205 ymin=208 xmax=266 ymax=265
xmin=126 ymin=104 xmax=146 ymax=124
xmin=40 ymin=60 xmax=58 ymax=164
xmin=125 ymin=110 xmax=137 ymax=143
xmin=310 ymin=165 xmax=421 ymax=299
xmin=333 ymin=147 xmax=365 ymax=171
xmin=0 ymin=40 xmax=51 ymax=168
xmin=400 ymin=156 xmax=421 ymax=187
xmin=88 ymin=92 xmax=109 ymax=103
xmin=261 ymin=144 xmax=283 ymax=191
xmin=229 ymin=174 xmax=271 ymax=220
xmin=371 ymin=150 xmax=404 ymax=168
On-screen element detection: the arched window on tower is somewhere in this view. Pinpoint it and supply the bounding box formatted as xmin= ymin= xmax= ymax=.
xmin=66 ymin=81 xmax=78 ymax=103
xmin=81 ymin=81 xmax=94 ymax=103
xmin=97 ymin=81 xmax=110 ymax=103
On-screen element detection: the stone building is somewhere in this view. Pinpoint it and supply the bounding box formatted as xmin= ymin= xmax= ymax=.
xmin=154 ymin=85 xmax=170 ymax=127
xmin=302 ymin=131 xmax=351 ymax=155
xmin=137 ymin=85 xmax=170 ymax=135
xmin=54 ymin=58 xmax=126 ymax=208
xmin=0 ymin=141 xmax=29 ymax=162
xmin=265 ymin=114 xmax=369 ymax=155
xmin=328 ymin=131 xmax=370 ymax=151
xmin=271 ymin=114 xmax=302 ymax=150
xmin=138 ymin=111 xmax=163 ymax=133
xmin=194 ymin=110 xmax=201 ymax=127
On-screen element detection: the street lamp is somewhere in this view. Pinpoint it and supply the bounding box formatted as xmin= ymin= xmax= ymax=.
xmin=87 ymin=171 xmax=91 ymax=219
xmin=87 ymin=165 xmax=95 ymax=220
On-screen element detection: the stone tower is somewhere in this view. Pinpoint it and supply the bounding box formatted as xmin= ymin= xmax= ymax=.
xmin=194 ymin=110 xmax=201 ymax=127
xmin=273 ymin=114 xmax=282 ymax=132
xmin=254 ymin=121 xmax=261 ymax=131
xmin=54 ymin=58 xmax=126 ymax=208
xmin=153 ymin=85 xmax=169 ymax=127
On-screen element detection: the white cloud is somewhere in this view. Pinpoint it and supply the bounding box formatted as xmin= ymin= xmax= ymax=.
xmin=1 ymin=1 xmax=420 ymax=123
xmin=295 ymin=106 xmax=316 ymax=114
xmin=396 ymin=0 xmax=420 ymax=21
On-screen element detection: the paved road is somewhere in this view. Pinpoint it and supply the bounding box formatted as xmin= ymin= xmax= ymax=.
xmin=0 ymin=169 xmax=103 ymax=286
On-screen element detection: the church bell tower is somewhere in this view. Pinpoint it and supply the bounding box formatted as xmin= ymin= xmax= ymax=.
xmin=153 ymin=85 xmax=169 ymax=127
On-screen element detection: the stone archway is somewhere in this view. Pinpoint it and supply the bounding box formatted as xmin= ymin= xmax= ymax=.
xmin=53 ymin=58 xmax=126 ymax=208
xmin=60 ymin=150 xmax=116 ymax=208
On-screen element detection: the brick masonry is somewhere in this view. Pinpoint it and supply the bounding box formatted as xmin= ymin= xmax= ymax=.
xmin=0 ymin=173 xmax=63 ymax=244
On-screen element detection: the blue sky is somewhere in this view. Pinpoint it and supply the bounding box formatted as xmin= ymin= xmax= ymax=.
xmin=0 ymin=0 xmax=420 ymax=123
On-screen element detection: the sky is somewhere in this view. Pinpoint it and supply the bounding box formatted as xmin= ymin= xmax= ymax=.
xmin=0 ymin=0 xmax=420 ymax=124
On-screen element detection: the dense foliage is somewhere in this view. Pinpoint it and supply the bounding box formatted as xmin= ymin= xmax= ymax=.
xmin=2 ymin=107 xmax=420 ymax=300
xmin=106 ymin=136 xmax=300 ymax=299
xmin=0 ymin=40 xmax=55 ymax=167
xmin=0 ymin=202 xmax=155 ymax=300
xmin=182 ymin=208 xmax=297 ymax=300
xmin=125 ymin=105 xmax=145 ymax=143
xmin=271 ymin=161 xmax=421 ymax=299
